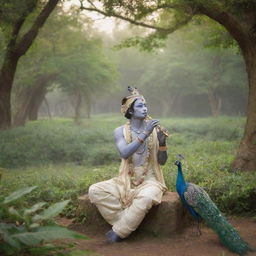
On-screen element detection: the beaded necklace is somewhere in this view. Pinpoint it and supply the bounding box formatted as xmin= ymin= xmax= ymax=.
xmin=126 ymin=120 xmax=153 ymax=186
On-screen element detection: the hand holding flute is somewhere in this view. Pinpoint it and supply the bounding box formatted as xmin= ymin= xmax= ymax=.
xmin=145 ymin=115 xmax=169 ymax=137
xmin=144 ymin=116 xmax=169 ymax=147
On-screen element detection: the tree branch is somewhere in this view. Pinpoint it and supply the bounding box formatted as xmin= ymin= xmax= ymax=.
xmin=80 ymin=5 xmax=192 ymax=33
xmin=81 ymin=6 xmax=165 ymax=31
xmin=16 ymin=0 xmax=59 ymax=57
xmin=8 ymin=17 xmax=26 ymax=52
xmin=197 ymin=5 xmax=250 ymax=51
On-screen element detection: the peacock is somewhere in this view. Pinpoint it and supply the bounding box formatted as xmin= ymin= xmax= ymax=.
xmin=174 ymin=155 xmax=253 ymax=256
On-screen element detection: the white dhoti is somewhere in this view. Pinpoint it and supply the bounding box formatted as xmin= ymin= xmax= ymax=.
xmin=88 ymin=125 xmax=167 ymax=238
xmin=88 ymin=177 xmax=164 ymax=238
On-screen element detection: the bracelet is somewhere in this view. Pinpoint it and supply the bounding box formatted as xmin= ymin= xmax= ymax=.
xmin=142 ymin=130 xmax=150 ymax=136
xmin=137 ymin=136 xmax=144 ymax=144
xmin=159 ymin=146 xmax=167 ymax=151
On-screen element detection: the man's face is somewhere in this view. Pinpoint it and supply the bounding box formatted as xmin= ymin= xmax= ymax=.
xmin=132 ymin=98 xmax=148 ymax=119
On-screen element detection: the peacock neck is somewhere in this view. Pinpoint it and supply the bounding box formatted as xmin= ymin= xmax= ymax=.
xmin=176 ymin=163 xmax=187 ymax=193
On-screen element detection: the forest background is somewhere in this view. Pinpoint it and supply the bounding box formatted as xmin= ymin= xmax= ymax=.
xmin=0 ymin=1 xmax=255 ymax=255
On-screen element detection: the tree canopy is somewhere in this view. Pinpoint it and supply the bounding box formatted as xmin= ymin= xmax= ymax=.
xmin=12 ymin=7 xmax=118 ymax=124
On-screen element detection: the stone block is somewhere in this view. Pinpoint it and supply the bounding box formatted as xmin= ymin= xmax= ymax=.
xmin=76 ymin=191 xmax=190 ymax=236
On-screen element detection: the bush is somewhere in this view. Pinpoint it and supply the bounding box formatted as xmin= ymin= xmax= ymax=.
xmin=0 ymin=186 xmax=87 ymax=256
xmin=0 ymin=116 xmax=245 ymax=168
xmin=0 ymin=164 xmax=117 ymax=219
xmin=0 ymin=118 xmax=120 ymax=167
xmin=0 ymin=115 xmax=254 ymax=216
xmin=161 ymin=116 xmax=245 ymax=141
xmin=163 ymin=158 xmax=256 ymax=215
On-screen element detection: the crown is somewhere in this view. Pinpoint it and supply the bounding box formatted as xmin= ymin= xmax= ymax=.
xmin=127 ymin=86 xmax=140 ymax=97
xmin=121 ymin=86 xmax=145 ymax=114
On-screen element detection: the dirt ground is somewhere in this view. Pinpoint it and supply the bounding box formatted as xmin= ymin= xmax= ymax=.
xmin=58 ymin=216 xmax=256 ymax=256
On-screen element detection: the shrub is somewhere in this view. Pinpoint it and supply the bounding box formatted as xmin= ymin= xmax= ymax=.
xmin=164 ymin=159 xmax=256 ymax=215
xmin=0 ymin=119 xmax=118 ymax=167
xmin=0 ymin=116 xmax=245 ymax=168
xmin=0 ymin=186 xmax=87 ymax=256
xmin=0 ymin=115 xmax=254 ymax=217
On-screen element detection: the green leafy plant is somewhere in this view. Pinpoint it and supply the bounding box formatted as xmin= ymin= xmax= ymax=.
xmin=0 ymin=186 xmax=87 ymax=256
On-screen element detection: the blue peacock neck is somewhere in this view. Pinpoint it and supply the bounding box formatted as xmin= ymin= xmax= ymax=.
xmin=176 ymin=163 xmax=187 ymax=194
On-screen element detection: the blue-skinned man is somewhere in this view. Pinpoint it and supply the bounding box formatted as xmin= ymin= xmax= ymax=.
xmin=88 ymin=87 xmax=168 ymax=242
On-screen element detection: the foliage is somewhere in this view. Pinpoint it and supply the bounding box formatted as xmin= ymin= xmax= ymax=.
xmin=0 ymin=117 xmax=121 ymax=167
xmin=81 ymin=0 xmax=256 ymax=50
xmin=136 ymin=22 xmax=247 ymax=117
xmin=0 ymin=186 xmax=87 ymax=256
xmin=0 ymin=115 xmax=255 ymax=216
xmin=12 ymin=7 xmax=118 ymax=123
xmin=0 ymin=116 xmax=245 ymax=168
xmin=164 ymin=157 xmax=256 ymax=215
xmin=0 ymin=164 xmax=118 ymax=219
xmin=99 ymin=21 xmax=247 ymax=118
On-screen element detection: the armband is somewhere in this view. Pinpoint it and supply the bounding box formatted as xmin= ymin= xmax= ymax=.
xmin=158 ymin=146 xmax=167 ymax=151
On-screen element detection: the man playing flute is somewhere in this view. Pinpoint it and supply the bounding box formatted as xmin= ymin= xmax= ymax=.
xmin=88 ymin=86 xmax=168 ymax=242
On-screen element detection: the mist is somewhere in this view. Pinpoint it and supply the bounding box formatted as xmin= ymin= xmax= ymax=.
xmin=37 ymin=20 xmax=247 ymax=119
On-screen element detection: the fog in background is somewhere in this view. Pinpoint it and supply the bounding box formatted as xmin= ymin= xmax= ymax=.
xmin=41 ymin=23 xmax=247 ymax=119
xmin=10 ymin=6 xmax=246 ymax=121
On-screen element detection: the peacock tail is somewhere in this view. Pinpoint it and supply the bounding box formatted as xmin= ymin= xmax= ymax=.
xmin=184 ymin=183 xmax=253 ymax=256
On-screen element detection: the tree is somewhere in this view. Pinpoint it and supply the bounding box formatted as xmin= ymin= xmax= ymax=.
xmin=11 ymin=7 xmax=77 ymax=126
xmin=13 ymin=73 xmax=58 ymax=126
xmin=11 ymin=6 xmax=117 ymax=125
xmin=80 ymin=0 xmax=256 ymax=172
xmin=58 ymin=36 xmax=118 ymax=122
xmin=0 ymin=0 xmax=59 ymax=130
xmin=111 ymin=21 xmax=246 ymax=117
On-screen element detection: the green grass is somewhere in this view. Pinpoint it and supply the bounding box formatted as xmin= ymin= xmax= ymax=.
xmin=0 ymin=115 xmax=245 ymax=168
xmin=0 ymin=115 xmax=255 ymax=215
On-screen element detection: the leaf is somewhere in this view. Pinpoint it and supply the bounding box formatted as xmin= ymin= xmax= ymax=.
xmin=3 ymin=186 xmax=37 ymax=204
xmin=8 ymin=206 xmax=22 ymax=220
xmin=12 ymin=225 xmax=88 ymax=246
xmin=28 ymin=243 xmax=66 ymax=255
xmin=32 ymin=200 xmax=70 ymax=222
xmin=29 ymin=223 xmax=40 ymax=229
xmin=24 ymin=202 xmax=47 ymax=215
xmin=0 ymin=223 xmax=21 ymax=249
xmin=2 ymin=232 xmax=21 ymax=249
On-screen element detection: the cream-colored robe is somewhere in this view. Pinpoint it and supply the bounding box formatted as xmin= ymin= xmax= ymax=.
xmin=88 ymin=124 xmax=167 ymax=238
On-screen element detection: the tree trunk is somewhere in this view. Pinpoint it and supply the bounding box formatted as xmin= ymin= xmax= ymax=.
xmin=28 ymin=90 xmax=46 ymax=121
xmin=43 ymin=96 xmax=52 ymax=119
xmin=0 ymin=55 xmax=19 ymax=129
xmin=84 ymin=93 xmax=91 ymax=119
xmin=74 ymin=92 xmax=82 ymax=124
xmin=0 ymin=0 xmax=59 ymax=130
xmin=197 ymin=7 xmax=256 ymax=171
xmin=207 ymin=89 xmax=222 ymax=117
xmin=232 ymin=48 xmax=256 ymax=171
xmin=13 ymin=73 xmax=58 ymax=126
xmin=13 ymin=86 xmax=35 ymax=126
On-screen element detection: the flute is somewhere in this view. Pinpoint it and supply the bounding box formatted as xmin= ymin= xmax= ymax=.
xmin=146 ymin=115 xmax=169 ymax=137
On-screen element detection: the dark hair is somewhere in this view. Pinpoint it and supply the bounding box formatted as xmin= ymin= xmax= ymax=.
xmin=121 ymin=97 xmax=137 ymax=119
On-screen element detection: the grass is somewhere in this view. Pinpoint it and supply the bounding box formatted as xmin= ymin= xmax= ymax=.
xmin=0 ymin=114 xmax=255 ymax=215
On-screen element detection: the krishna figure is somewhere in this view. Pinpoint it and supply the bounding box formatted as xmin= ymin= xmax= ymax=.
xmin=88 ymin=86 xmax=168 ymax=242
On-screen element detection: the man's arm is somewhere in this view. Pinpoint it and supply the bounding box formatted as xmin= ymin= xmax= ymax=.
xmin=114 ymin=120 xmax=158 ymax=159
xmin=114 ymin=126 xmax=146 ymax=159
xmin=157 ymin=131 xmax=168 ymax=165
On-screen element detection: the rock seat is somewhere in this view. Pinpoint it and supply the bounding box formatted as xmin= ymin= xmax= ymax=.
xmin=76 ymin=191 xmax=190 ymax=236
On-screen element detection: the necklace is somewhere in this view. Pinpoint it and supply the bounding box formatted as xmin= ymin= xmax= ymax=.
xmin=130 ymin=125 xmax=144 ymax=134
xmin=126 ymin=120 xmax=153 ymax=186
xmin=131 ymin=131 xmax=147 ymax=154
